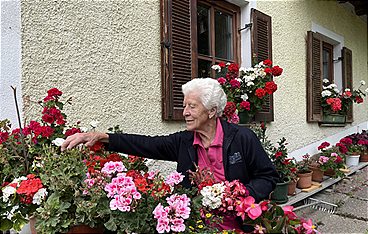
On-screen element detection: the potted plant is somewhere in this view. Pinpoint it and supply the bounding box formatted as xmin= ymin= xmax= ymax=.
xmin=337 ymin=137 xmax=364 ymax=167
xmin=296 ymin=154 xmax=313 ymax=189
xmin=0 ymin=88 xmax=73 ymax=232
xmin=344 ymin=131 xmax=368 ymax=162
xmin=211 ymin=60 xmax=283 ymax=124
xmin=320 ymin=79 xmax=366 ymax=124
xmin=268 ymin=137 xmax=295 ymax=203
xmin=315 ymin=143 xmax=345 ymax=178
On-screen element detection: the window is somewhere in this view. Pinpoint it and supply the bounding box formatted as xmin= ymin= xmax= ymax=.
xmin=195 ymin=1 xmax=240 ymax=78
xmin=306 ymin=31 xmax=353 ymax=123
xmin=322 ymin=42 xmax=334 ymax=83
xmin=161 ymin=0 xmax=273 ymax=121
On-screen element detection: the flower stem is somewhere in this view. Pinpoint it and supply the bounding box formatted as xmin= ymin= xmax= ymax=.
xmin=11 ymin=86 xmax=29 ymax=173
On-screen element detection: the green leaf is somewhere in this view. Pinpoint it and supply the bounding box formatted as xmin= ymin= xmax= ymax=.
xmin=105 ymin=216 xmax=117 ymax=231
xmin=0 ymin=218 xmax=13 ymax=231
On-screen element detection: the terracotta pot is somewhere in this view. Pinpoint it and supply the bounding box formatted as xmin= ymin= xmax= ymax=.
xmin=296 ymin=171 xmax=313 ymax=189
xmin=309 ymin=166 xmax=324 ymax=182
xmin=287 ymin=180 xmax=297 ymax=196
xmin=67 ymin=225 xmax=104 ymax=234
xmin=324 ymin=168 xmax=336 ymax=177
xmin=360 ymin=152 xmax=368 ymax=162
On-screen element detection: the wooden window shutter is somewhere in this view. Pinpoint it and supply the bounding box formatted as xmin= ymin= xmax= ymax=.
xmin=251 ymin=9 xmax=273 ymax=122
xmin=306 ymin=31 xmax=323 ymax=122
xmin=342 ymin=47 xmax=353 ymax=123
xmin=161 ymin=0 xmax=192 ymax=120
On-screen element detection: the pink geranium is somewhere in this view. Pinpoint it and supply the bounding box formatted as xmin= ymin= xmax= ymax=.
xmin=165 ymin=171 xmax=184 ymax=187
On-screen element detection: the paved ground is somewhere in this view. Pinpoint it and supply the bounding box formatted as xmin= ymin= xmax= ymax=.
xmin=294 ymin=165 xmax=368 ymax=234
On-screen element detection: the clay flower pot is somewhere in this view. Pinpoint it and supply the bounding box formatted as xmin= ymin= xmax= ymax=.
xmin=287 ymin=179 xmax=298 ymax=196
xmin=296 ymin=170 xmax=313 ymax=189
xmin=360 ymin=151 xmax=368 ymax=162
xmin=309 ymin=166 xmax=324 ymax=182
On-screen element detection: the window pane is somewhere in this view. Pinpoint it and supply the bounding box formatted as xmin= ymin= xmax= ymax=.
xmin=198 ymin=59 xmax=212 ymax=78
xmin=215 ymin=10 xmax=233 ymax=60
xmin=197 ymin=5 xmax=210 ymax=56
xmin=322 ymin=48 xmax=330 ymax=82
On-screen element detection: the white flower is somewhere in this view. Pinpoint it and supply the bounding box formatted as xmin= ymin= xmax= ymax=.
xmin=360 ymin=80 xmax=366 ymax=86
xmin=90 ymin=120 xmax=99 ymax=128
xmin=52 ymin=138 xmax=65 ymax=147
xmin=13 ymin=176 xmax=27 ymax=184
xmin=334 ymin=88 xmax=340 ymax=93
xmin=247 ymin=81 xmax=254 ymax=87
xmin=32 ymin=188 xmax=48 ymax=205
xmin=2 ymin=186 xmax=17 ymax=202
xmin=329 ymin=84 xmax=338 ymax=88
xmin=321 ymin=90 xmax=332 ymax=97
xmin=323 ymin=79 xmax=330 ymax=83
xmin=344 ymin=88 xmax=350 ymax=92
xmin=235 ymin=78 xmax=242 ymax=83
xmin=211 ymin=65 xmax=221 ymax=72
xmin=239 ymin=67 xmax=245 ymax=73
xmin=226 ymin=62 xmax=231 ymax=66
xmin=200 ymin=182 xmax=225 ymax=210
xmin=6 ymin=205 xmax=19 ymax=220
xmin=242 ymin=75 xmax=252 ymax=83
xmin=241 ymin=94 xmax=248 ymax=101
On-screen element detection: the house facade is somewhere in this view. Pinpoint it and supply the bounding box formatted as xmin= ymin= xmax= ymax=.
xmin=1 ymin=0 xmax=367 ymax=163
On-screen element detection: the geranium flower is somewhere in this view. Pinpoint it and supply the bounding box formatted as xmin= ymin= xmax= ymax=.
xmin=271 ymin=66 xmax=283 ymax=76
xmin=165 ymin=171 xmax=184 ymax=187
xmin=317 ymin=141 xmax=330 ymax=150
xmin=255 ymin=88 xmax=266 ymax=98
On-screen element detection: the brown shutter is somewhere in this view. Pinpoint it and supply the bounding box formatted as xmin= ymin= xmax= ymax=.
xmin=342 ymin=47 xmax=353 ymax=123
xmin=251 ymin=9 xmax=273 ymax=122
xmin=161 ymin=0 xmax=192 ymax=120
xmin=306 ymin=31 xmax=323 ymax=122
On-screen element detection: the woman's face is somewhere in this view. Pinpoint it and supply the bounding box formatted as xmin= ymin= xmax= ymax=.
xmin=183 ymin=92 xmax=211 ymax=131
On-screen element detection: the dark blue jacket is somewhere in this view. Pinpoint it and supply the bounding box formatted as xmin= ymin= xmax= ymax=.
xmin=107 ymin=119 xmax=278 ymax=202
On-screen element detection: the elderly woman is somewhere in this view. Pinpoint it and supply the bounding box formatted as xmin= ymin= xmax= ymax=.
xmin=61 ymin=78 xmax=278 ymax=231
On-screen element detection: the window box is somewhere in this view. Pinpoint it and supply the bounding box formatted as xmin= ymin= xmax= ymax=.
xmin=320 ymin=113 xmax=346 ymax=126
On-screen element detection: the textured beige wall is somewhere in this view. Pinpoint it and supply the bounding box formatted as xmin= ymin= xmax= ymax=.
xmin=21 ymin=0 xmax=185 ymax=136
xmin=256 ymin=0 xmax=368 ymax=151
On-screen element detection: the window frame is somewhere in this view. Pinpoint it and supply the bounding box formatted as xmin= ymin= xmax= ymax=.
xmin=192 ymin=0 xmax=241 ymax=78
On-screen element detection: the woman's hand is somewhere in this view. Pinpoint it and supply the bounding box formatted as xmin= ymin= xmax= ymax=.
xmin=61 ymin=132 xmax=109 ymax=151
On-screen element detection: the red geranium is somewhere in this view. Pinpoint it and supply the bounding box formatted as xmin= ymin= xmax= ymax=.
xmin=224 ymin=102 xmax=237 ymax=117
xmin=255 ymin=88 xmax=266 ymax=98
xmin=47 ymin=88 xmax=63 ymax=97
xmin=271 ymin=66 xmax=283 ymax=76
xmin=264 ymin=81 xmax=277 ymax=94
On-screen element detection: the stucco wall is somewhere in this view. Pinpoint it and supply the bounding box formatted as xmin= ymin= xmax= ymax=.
xmin=21 ymin=0 xmax=185 ymax=136
xmin=256 ymin=0 xmax=368 ymax=152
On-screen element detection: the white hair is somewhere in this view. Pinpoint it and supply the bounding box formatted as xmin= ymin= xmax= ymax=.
xmin=182 ymin=78 xmax=227 ymax=117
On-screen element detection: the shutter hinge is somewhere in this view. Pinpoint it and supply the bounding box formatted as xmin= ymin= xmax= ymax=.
xmin=238 ymin=23 xmax=252 ymax=32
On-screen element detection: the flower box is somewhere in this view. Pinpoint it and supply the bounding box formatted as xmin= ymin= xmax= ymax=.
xmin=321 ymin=113 xmax=346 ymax=124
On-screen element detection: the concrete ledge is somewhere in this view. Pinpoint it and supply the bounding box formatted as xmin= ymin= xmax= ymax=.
xmin=282 ymin=162 xmax=368 ymax=207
